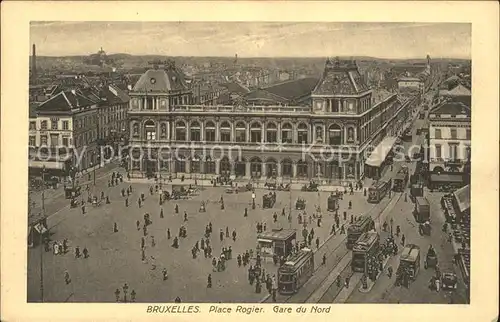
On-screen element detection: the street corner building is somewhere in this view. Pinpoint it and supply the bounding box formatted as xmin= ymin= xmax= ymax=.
xmin=127 ymin=57 xmax=419 ymax=185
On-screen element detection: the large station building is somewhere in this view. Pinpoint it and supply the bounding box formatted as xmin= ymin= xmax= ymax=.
xmin=128 ymin=58 xmax=417 ymax=184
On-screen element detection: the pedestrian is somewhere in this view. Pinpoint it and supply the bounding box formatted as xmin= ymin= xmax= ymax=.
xmin=125 ymin=197 xmax=129 ymax=207
xmin=316 ymin=237 xmax=320 ymax=249
xmin=175 ymin=204 xmax=179 ymax=214
xmin=143 ymin=224 xmax=147 ymax=236
xmin=106 ymin=196 xmax=110 ymax=204
xmin=141 ymin=236 xmax=145 ymax=249
xmin=114 ymin=222 xmax=118 ymax=233
xmin=115 ymin=288 xmax=121 ymax=302
xmin=167 ymin=228 xmax=171 ymax=240
xmin=263 ymin=223 xmax=267 ymax=231
xmin=75 ymin=246 xmax=81 ymax=258
xmin=343 ymin=211 xmax=347 ymax=221
xmin=81 ymin=205 xmax=86 ymax=214
xmin=322 ymin=253 xmax=326 ymax=265
xmin=232 ymin=230 xmax=237 ymax=241
xmin=141 ymin=248 xmax=146 ymax=261
xmin=184 ymin=211 xmax=188 ymax=222
xmin=244 ymin=207 xmax=248 ymax=217
xmin=348 ymin=200 xmax=352 ymax=209
xmin=345 ymin=276 xmax=350 ymax=288
xmin=162 ymin=268 xmax=168 ymax=280
xmin=64 ymin=270 xmax=71 ymax=285
xmin=401 ymin=234 xmax=405 ymax=246
xmin=131 ymin=290 xmax=136 ymax=302
xmin=136 ymin=220 xmax=140 ymax=231
xmin=151 ymin=236 xmax=156 ymax=247
xmin=62 ymin=239 xmax=68 ymax=254
xmin=207 ymin=274 xmax=212 ymax=288
xmin=138 ymin=198 xmax=141 ymax=208
xmin=160 ymin=207 xmax=164 ymax=218
xmin=83 ymin=247 xmax=89 ymax=259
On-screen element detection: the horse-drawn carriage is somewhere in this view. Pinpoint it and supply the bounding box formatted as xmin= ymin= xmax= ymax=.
xmin=262 ymin=193 xmax=276 ymax=209
xmin=91 ymin=196 xmax=101 ymax=207
xmin=424 ymin=247 xmax=438 ymax=269
xmin=171 ymin=185 xmax=189 ymax=200
xmin=277 ymin=183 xmax=291 ymax=191
xmin=419 ymin=221 xmax=431 ymax=236
xmin=295 ymin=198 xmax=306 ymax=210
xmin=70 ymin=198 xmax=79 ymax=208
xmin=64 ymin=186 xmax=81 ymax=199
xmin=301 ymin=181 xmax=319 ymax=192
xmin=264 ymin=178 xmax=277 ymax=190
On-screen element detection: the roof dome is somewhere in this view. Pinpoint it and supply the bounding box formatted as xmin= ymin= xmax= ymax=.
xmin=132 ymin=67 xmax=188 ymax=93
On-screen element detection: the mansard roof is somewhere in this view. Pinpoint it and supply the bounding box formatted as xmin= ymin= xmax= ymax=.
xmin=312 ymin=58 xmax=369 ymax=96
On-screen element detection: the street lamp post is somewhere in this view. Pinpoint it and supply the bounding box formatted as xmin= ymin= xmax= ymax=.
xmin=40 ymin=165 xmax=46 ymax=302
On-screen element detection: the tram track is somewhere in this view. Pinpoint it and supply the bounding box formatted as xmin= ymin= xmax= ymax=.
xmin=263 ymin=190 xmax=402 ymax=303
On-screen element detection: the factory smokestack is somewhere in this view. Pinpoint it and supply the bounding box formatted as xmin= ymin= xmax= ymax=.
xmin=31 ymin=44 xmax=37 ymax=83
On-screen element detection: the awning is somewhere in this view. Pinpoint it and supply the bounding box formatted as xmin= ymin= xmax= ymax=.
xmin=365 ymin=136 xmax=398 ymax=167
xmin=258 ymin=239 xmax=273 ymax=244
xmin=430 ymin=173 xmax=464 ymax=183
xmin=29 ymin=160 xmax=64 ymax=170
xmin=453 ymin=184 xmax=470 ymax=213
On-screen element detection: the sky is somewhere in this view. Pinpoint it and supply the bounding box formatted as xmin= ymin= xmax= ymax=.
xmin=30 ymin=22 xmax=471 ymax=59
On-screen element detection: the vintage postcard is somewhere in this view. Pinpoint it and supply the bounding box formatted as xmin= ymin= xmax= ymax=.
xmin=1 ymin=1 xmax=498 ymax=321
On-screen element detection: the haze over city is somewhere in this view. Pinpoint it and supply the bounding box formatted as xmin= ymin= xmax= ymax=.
xmin=30 ymin=22 xmax=471 ymax=59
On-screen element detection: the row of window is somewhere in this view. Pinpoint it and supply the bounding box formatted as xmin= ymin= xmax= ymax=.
xmin=133 ymin=120 xmax=349 ymax=145
xmin=434 ymin=144 xmax=471 ymax=160
xmin=30 ymin=120 xmax=70 ymax=131
xmin=433 ymin=128 xmax=471 ymax=140
xmin=29 ymin=135 xmax=71 ymax=147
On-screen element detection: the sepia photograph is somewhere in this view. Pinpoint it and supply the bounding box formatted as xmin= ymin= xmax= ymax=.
xmin=0 ymin=1 xmax=498 ymax=321
xmin=26 ymin=21 xmax=472 ymax=304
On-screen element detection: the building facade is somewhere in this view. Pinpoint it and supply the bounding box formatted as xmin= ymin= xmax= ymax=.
xmin=29 ymin=90 xmax=99 ymax=176
xmin=428 ymin=100 xmax=471 ymax=174
xmin=128 ymin=58 xmax=413 ymax=184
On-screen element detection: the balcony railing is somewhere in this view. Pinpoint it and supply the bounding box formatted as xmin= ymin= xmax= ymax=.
xmin=129 ymin=104 xmax=312 ymax=114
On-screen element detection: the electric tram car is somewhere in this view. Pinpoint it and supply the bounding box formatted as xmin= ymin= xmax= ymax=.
xmin=277 ymin=248 xmax=314 ymax=295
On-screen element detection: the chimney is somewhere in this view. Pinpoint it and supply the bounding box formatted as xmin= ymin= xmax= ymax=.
xmin=31 ymin=44 xmax=37 ymax=82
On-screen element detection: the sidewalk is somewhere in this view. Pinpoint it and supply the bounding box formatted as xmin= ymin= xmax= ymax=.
xmin=358 ymin=256 xmax=391 ymax=293
xmin=333 ymin=273 xmax=362 ymax=303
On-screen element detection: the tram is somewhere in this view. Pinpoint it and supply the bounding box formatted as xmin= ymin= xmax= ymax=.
xmin=351 ymin=231 xmax=381 ymax=273
xmin=368 ymin=178 xmax=392 ymax=203
xmin=277 ymin=248 xmax=314 ymax=295
xmin=346 ymin=215 xmax=375 ymax=249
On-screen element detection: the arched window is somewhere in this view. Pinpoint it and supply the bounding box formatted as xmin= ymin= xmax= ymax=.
xmin=235 ymin=157 xmax=246 ymax=177
xmin=205 ymin=121 xmax=215 ymax=142
xmin=175 ymin=121 xmax=186 ymax=141
xmin=205 ymin=155 xmax=216 ymax=174
xmin=297 ymin=123 xmax=308 ymax=144
xmin=220 ymin=156 xmax=231 ymax=176
xmin=250 ymin=122 xmax=262 ymax=143
xmin=266 ymin=157 xmax=277 ymax=178
xmin=175 ymin=155 xmax=186 ymax=173
xmin=250 ymin=157 xmax=262 ymax=178
xmin=132 ymin=123 xmax=139 ymax=137
xmin=328 ymin=124 xmax=342 ymax=145
xmin=282 ymin=158 xmax=293 ymax=177
xmin=297 ymin=160 xmax=308 ymax=178
xmin=190 ymin=121 xmax=201 ymax=142
xmin=266 ymin=123 xmax=277 ymax=143
xmin=190 ymin=154 xmax=201 ymax=173
xmin=160 ymin=123 xmax=167 ymax=139
xmin=144 ymin=120 xmax=156 ymax=141
xmin=281 ymin=123 xmax=293 ymax=143
xmin=235 ymin=121 xmax=247 ymax=143
xmin=220 ymin=121 xmax=231 ymax=142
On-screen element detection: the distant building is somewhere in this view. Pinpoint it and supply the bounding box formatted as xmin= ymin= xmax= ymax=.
xmin=427 ymin=100 xmax=471 ymax=186
xmin=29 ymin=90 xmax=99 ymax=176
